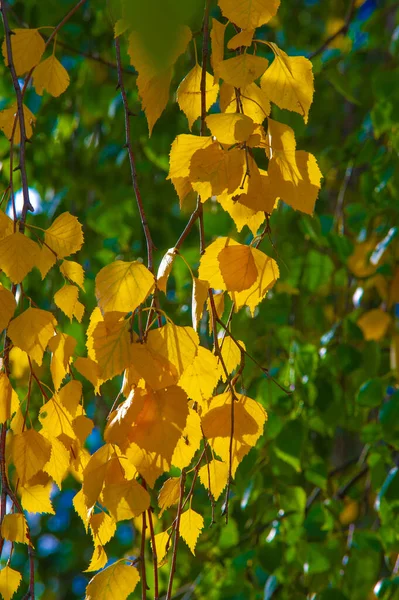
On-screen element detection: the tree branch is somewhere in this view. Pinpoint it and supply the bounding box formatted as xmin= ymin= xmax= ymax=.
xmin=309 ymin=0 xmax=357 ymax=59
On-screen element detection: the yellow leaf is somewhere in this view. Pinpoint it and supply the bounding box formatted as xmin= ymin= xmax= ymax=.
xmin=218 ymin=244 xmax=258 ymax=291
xmin=158 ymin=477 xmax=180 ymax=516
xmin=178 ymin=346 xmax=222 ymax=403
xmin=83 ymin=444 xmax=114 ymax=509
xmin=85 ymin=546 xmax=108 ymax=573
xmin=9 ymin=347 xmax=29 ymax=381
xmin=90 ymin=512 xmax=117 ymax=546
xmin=153 ymin=530 xmax=172 ymax=565
xmin=192 ymin=277 xmax=208 ymax=331
xmin=189 ymin=144 xmax=244 ymax=200
xmin=0 ymin=566 xmax=22 ymax=600
xmin=217 ymin=190 xmax=266 ymax=235
xmin=202 ymin=391 xmax=267 ymax=475
xmin=199 ymin=459 xmax=229 ymax=500
xmin=357 ymin=309 xmax=392 ymax=341
xmin=2 ymin=28 xmax=45 ymax=75
xmin=125 ymin=445 xmax=167 ymax=488
xmin=73 ymin=488 xmax=91 ymax=531
xmin=220 ymin=337 xmax=245 ymax=379
xmin=206 ymin=113 xmax=255 ymax=145
xmin=219 ymin=0 xmax=280 ymax=29
xmin=128 ymin=27 xmax=191 ymax=134
xmin=157 ymin=248 xmax=177 ymax=293
xmin=220 ymin=82 xmax=270 ymax=123
xmin=85 ymin=562 xmax=140 ymax=600
xmin=130 ymin=342 xmax=178 ymax=390
xmin=44 ymin=212 xmax=84 ymax=258
xmin=39 ymin=395 xmax=76 ymax=439
xmin=57 ymin=380 xmax=83 ymax=418
xmin=207 ymin=291 xmax=225 ymax=335
xmin=216 ymin=54 xmax=269 ymax=89
xmin=0 ymin=210 xmax=13 ymax=240
xmin=8 ymin=308 xmax=56 ymax=365
xmin=90 ymin=313 xmax=133 ymax=382
xmin=12 ymin=429 xmax=51 ymax=485
xmin=0 ymin=232 xmax=39 ymax=284
xmin=0 ymin=103 xmax=36 ymax=142
xmin=261 ymin=43 xmax=314 ymax=123
xmin=32 ymin=55 xmax=70 ymax=97
xmin=0 ymin=372 xmax=19 ymax=424
xmin=179 ymin=508 xmax=204 ymax=555
xmin=48 ymin=332 xmax=77 ymax=391
xmin=54 ymin=284 xmax=84 ymax=322
xmin=168 ymin=134 xmax=213 ymax=180
xmin=0 ymin=514 xmax=29 ymax=545
xmin=35 ymin=244 xmax=56 ymax=279
xmin=102 ymin=480 xmax=150 ymax=521
xmin=95 ymin=260 xmax=155 ymax=314
xmin=73 ymin=415 xmax=94 ymax=445
xmin=172 ymin=408 xmax=202 ymax=470
xmin=146 ymin=323 xmax=199 ymax=377
xmin=348 ymin=239 xmax=378 ymax=278
xmin=0 ymin=284 xmax=16 ymax=331
xmin=60 ymin=260 xmax=85 ymax=289
xmin=177 ymin=64 xmax=219 ymax=129
xmin=74 ymin=357 xmax=100 ymax=390
xmin=227 ymin=29 xmax=255 ymax=50
xmin=43 ymin=436 xmax=70 ymax=488
xmin=210 ymin=19 xmax=226 ymax=81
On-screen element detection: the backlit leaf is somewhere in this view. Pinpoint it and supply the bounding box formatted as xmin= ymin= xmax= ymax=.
xmin=218 ymin=244 xmax=258 ymax=292
xmin=158 ymin=477 xmax=180 ymax=516
xmin=45 ymin=212 xmax=84 ymax=259
xmin=210 ymin=19 xmax=226 ymax=80
xmin=216 ymin=54 xmax=269 ymax=89
xmin=0 ymin=232 xmax=39 ymax=283
xmin=33 ymin=55 xmax=70 ymax=97
xmin=177 ymin=64 xmax=219 ymax=129
xmin=199 ymin=459 xmax=229 ymax=500
xmin=357 ymin=309 xmax=392 ymax=341
xmin=220 ymin=82 xmax=271 ymax=123
xmin=0 ymin=284 xmax=16 ymax=331
xmin=90 ymin=313 xmax=133 ymax=382
xmin=0 ymin=514 xmax=29 ymax=545
xmin=102 ymin=480 xmax=150 ymax=521
xmin=12 ymin=429 xmax=51 ymax=485
xmin=0 ymin=566 xmax=22 ymax=600
xmin=85 ymin=546 xmax=108 ymax=573
xmin=54 ymin=284 xmax=84 ymax=322
xmin=206 ymin=113 xmax=255 ymax=145
xmin=43 ymin=436 xmax=70 ymax=488
xmin=179 ymin=508 xmax=204 ymax=555
xmin=95 ymin=260 xmax=155 ymax=313
xmin=0 ymin=373 xmax=19 ymax=423
xmin=218 ymin=0 xmax=280 ymax=29
xmin=192 ymin=277 xmax=208 ymax=330
xmin=20 ymin=481 xmax=55 ymax=514
xmin=0 ymin=103 xmax=36 ymax=142
xmin=85 ymin=562 xmax=140 ymax=600
xmin=227 ymin=29 xmax=255 ymax=50
xmin=172 ymin=408 xmax=202 ymax=470
xmin=90 ymin=513 xmax=117 ymax=547
xmin=157 ymin=248 xmax=177 ymax=293
xmin=48 ymin=332 xmax=77 ymax=391
xmin=2 ymin=28 xmax=45 ymax=75
xmin=178 ymin=346 xmax=222 ymax=403
xmin=8 ymin=308 xmax=57 ymax=366
xmin=168 ymin=134 xmax=213 ymax=180
xmin=60 ymin=260 xmax=85 ymax=289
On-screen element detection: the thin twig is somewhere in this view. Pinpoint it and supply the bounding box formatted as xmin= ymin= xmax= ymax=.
xmin=141 ymin=509 xmax=148 ymax=600
xmin=309 ymin=0 xmax=357 ymax=59
xmin=166 ymin=471 xmax=186 ymax=600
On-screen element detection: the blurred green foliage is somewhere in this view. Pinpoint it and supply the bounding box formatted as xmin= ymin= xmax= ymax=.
xmin=1 ymin=0 xmax=399 ymax=598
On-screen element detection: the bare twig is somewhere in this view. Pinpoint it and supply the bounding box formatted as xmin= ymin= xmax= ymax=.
xmin=309 ymin=0 xmax=357 ymax=59
xmin=166 ymin=471 xmax=186 ymax=600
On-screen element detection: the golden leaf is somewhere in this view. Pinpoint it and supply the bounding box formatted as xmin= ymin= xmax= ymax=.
xmin=85 ymin=562 xmax=140 ymax=600
xmin=0 ymin=103 xmax=36 ymax=142
xmin=0 ymin=210 xmax=13 ymax=240
xmin=90 ymin=512 xmax=117 ymax=547
xmin=206 ymin=113 xmax=255 ymax=145
xmin=60 ymin=260 xmax=85 ymax=289
xmin=220 ymin=337 xmax=245 ymax=379
xmin=218 ymin=244 xmax=258 ymax=292
xmin=261 ymin=43 xmax=314 ymax=123
xmin=45 ymin=212 xmax=84 ymax=258
xmin=48 ymin=332 xmax=77 ymax=391
xmin=95 ymin=260 xmax=155 ymax=314
xmin=357 ymin=309 xmax=392 ymax=341
xmin=0 ymin=232 xmax=39 ymax=283
xmin=152 ymin=530 xmax=171 ymax=565
xmin=33 ymin=55 xmax=70 ymax=97
xmin=178 ymin=346 xmax=222 ymax=403
xmin=20 ymin=480 xmax=55 ymax=514
xmin=158 ymin=477 xmax=181 ymax=516
xmin=216 ymin=54 xmax=269 ymax=89
xmin=0 ymin=373 xmax=19 ymax=424
xmin=90 ymin=313 xmax=133 ymax=382
xmin=219 ymin=0 xmax=280 ymax=29
xmin=220 ymin=82 xmax=270 ymax=124
xmin=189 ymin=144 xmax=244 ymax=200
xmin=210 ymin=19 xmax=226 ymax=81
xmin=157 ymin=247 xmax=177 ymax=293
xmin=199 ymin=459 xmax=229 ymax=500
xmin=227 ymin=29 xmax=255 ymax=50
xmin=146 ymin=323 xmax=199 ymax=377
xmin=74 ymin=357 xmax=100 ymax=390
xmin=35 ymin=244 xmax=56 ymax=279
xmin=0 ymin=514 xmax=29 ymax=545
xmin=8 ymin=307 xmax=57 ymax=366
xmin=168 ymin=134 xmax=213 ymax=180
xmin=85 ymin=546 xmax=108 ymax=573
xmin=54 ymin=284 xmax=84 ymax=322
xmin=0 ymin=566 xmax=22 ymax=600
xmin=42 ymin=435 xmax=70 ymax=488
xmin=12 ymin=429 xmax=51 ymax=485
xmin=2 ymin=28 xmax=45 ymax=75
xmin=102 ymin=480 xmax=150 ymax=521
xmin=177 ymin=64 xmax=219 ymax=129
xmin=172 ymin=408 xmax=202 ymax=470
xmin=192 ymin=277 xmax=208 ymax=331
xmin=217 ymin=190 xmax=266 ymax=235
xmin=0 ymin=284 xmax=16 ymax=330
xmin=39 ymin=395 xmax=76 ymax=439
xmin=179 ymin=508 xmax=204 ymax=555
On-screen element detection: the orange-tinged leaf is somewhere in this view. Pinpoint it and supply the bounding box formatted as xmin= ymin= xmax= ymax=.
xmin=2 ymin=28 xmax=45 ymax=75
xmin=199 ymin=459 xmax=229 ymax=500
xmin=168 ymin=134 xmax=213 ymax=180
xmin=146 ymin=323 xmax=199 ymax=377
xmin=218 ymin=244 xmax=258 ymax=291
xmin=54 ymin=284 xmax=84 ymax=322
xmin=44 ymin=212 xmax=84 ymax=258
xmin=0 ymin=284 xmax=16 ymax=330
xmin=73 ymin=415 xmax=94 ymax=445
xmin=85 ymin=546 xmax=107 ymax=573
xmin=1 ymin=513 xmax=29 ymax=545
xmin=219 ymin=0 xmax=280 ymax=29
xmin=0 ymin=566 xmax=22 ymax=600
xmin=261 ymin=43 xmax=314 ymax=123
xmin=357 ymin=309 xmax=392 ymax=341
xmin=125 ymin=445 xmax=167 ymax=488
xmin=130 ymin=342 xmax=178 ymax=390
xmin=206 ymin=113 xmax=255 ymax=145
xmin=8 ymin=308 xmax=56 ymax=365
xmin=189 ymin=144 xmax=244 ymax=200
xmin=20 ymin=481 xmax=55 ymax=514
xmin=0 ymin=373 xmax=19 ymax=424
xmin=202 ymin=391 xmax=267 ymax=475
xmin=220 ymin=81 xmax=270 ymax=124
xmin=178 ymin=346 xmax=222 ymax=403
xmin=35 ymin=244 xmax=56 ymax=279
xmin=179 ymin=508 xmax=204 ymax=555
xmin=172 ymin=408 xmax=202 ymax=470
xmin=83 ymin=444 xmax=114 ymax=509
xmin=227 ymin=29 xmax=255 ymax=49
xmin=177 ymin=64 xmax=219 ymax=129
xmin=210 ymin=19 xmax=226 ymax=82
xmin=48 ymin=332 xmax=77 ymax=391
xmin=90 ymin=512 xmax=117 ymax=547
xmin=102 ymin=480 xmax=150 ymax=521
xmin=43 ymin=436 xmax=70 ymax=488
xmin=74 ymin=357 xmax=100 ymax=390
xmin=0 ymin=103 xmax=36 ymax=142
xmin=12 ymin=429 xmax=51 ymax=484
xmin=85 ymin=562 xmax=140 ymax=600
xmin=157 ymin=248 xmax=177 ymax=293
xmin=192 ymin=277 xmax=208 ymax=331
xmin=33 ymin=55 xmax=70 ymax=97
xmin=158 ymin=477 xmax=180 ymax=516
xmin=95 ymin=260 xmax=155 ymax=313
xmin=216 ymin=54 xmax=269 ymax=89
xmin=90 ymin=313 xmax=133 ymax=382
xmin=0 ymin=232 xmax=39 ymax=283
xmin=60 ymin=260 xmax=85 ymax=289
